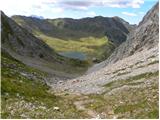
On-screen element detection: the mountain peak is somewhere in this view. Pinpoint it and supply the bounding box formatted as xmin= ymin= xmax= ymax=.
xmin=30 ymin=15 xmax=44 ymax=19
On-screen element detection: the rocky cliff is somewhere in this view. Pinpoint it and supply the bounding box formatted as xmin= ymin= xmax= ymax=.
xmin=106 ymin=2 xmax=159 ymax=64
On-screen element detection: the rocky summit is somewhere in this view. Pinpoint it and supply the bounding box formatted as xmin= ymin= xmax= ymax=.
xmin=1 ymin=2 xmax=159 ymax=119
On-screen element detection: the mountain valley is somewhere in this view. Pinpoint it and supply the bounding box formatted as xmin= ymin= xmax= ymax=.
xmin=12 ymin=15 xmax=134 ymax=63
xmin=1 ymin=2 xmax=159 ymax=119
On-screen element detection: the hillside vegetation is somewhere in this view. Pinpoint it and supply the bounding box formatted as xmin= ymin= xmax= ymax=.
xmin=1 ymin=51 xmax=88 ymax=118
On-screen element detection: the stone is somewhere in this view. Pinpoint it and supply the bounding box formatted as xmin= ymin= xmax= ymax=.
xmin=53 ymin=107 xmax=60 ymax=111
xmin=108 ymin=110 xmax=114 ymax=115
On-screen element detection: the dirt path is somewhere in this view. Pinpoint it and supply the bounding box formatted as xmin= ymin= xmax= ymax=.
xmin=51 ymin=92 xmax=100 ymax=118
xmin=73 ymin=99 xmax=99 ymax=118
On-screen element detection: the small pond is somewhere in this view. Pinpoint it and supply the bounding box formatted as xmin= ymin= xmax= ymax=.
xmin=58 ymin=51 xmax=87 ymax=60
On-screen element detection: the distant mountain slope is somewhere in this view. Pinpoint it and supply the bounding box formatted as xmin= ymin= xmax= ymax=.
xmin=88 ymin=2 xmax=159 ymax=73
xmin=112 ymin=16 xmax=136 ymax=31
xmin=12 ymin=15 xmax=133 ymax=45
xmin=12 ymin=15 xmax=134 ymax=62
xmin=1 ymin=11 xmax=89 ymax=78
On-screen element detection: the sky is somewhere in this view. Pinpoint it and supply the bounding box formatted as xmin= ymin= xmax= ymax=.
xmin=0 ymin=0 xmax=158 ymax=24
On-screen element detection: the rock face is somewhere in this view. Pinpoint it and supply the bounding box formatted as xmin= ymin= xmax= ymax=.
xmin=12 ymin=15 xmax=134 ymax=46
xmin=107 ymin=2 xmax=159 ymax=63
xmin=1 ymin=11 xmax=58 ymax=61
xmin=88 ymin=2 xmax=159 ymax=73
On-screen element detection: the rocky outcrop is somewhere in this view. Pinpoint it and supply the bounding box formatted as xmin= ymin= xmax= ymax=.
xmin=1 ymin=11 xmax=58 ymax=61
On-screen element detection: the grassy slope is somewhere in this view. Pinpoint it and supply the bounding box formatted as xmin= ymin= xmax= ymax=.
xmin=1 ymin=51 xmax=87 ymax=118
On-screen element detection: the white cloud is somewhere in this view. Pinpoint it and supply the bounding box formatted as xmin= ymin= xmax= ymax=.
xmin=51 ymin=8 xmax=64 ymax=13
xmin=100 ymin=0 xmax=144 ymax=8
xmin=87 ymin=11 xmax=96 ymax=16
xmin=0 ymin=0 xmax=62 ymax=16
xmin=0 ymin=0 xmax=145 ymax=18
xmin=129 ymin=0 xmax=144 ymax=8
xmin=36 ymin=0 xmax=145 ymax=11
xmin=75 ymin=6 xmax=88 ymax=10
xmin=122 ymin=12 xmax=137 ymax=16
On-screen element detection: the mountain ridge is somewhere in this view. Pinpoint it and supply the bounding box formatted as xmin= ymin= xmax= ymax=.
xmin=12 ymin=15 xmax=134 ymax=45
xmin=11 ymin=14 xmax=135 ymax=63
